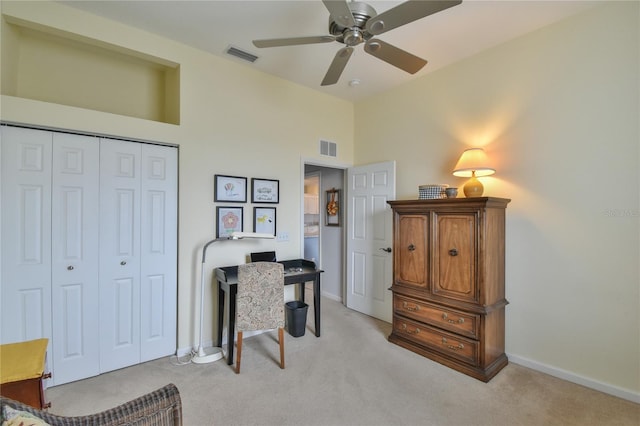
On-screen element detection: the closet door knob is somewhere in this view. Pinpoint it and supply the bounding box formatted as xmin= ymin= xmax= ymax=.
xmin=120 ymin=261 xmax=127 ymax=266
xmin=67 ymin=266 xmax=74 ymax=271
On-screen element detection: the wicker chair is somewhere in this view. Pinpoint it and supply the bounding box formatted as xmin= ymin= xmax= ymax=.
xmin=0 ymin=383 xmax=182 ymax=426
xmin=235 ymin=262 xmax=285 ymax=374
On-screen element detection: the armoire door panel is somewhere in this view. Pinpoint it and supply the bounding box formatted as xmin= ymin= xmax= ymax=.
xmin=1 ymin=126 xmax=52 ymax=347
xmin=51 ymin=132 xmax=100 ymax=385
xmin=433 ymin=214 xmax=477 ymax=303
xmin=395 ymin=214 xmax=428 ymax=288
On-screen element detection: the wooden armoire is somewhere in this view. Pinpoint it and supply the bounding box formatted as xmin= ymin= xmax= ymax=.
xmin=387 ymin=197 xmax=510 ymax=382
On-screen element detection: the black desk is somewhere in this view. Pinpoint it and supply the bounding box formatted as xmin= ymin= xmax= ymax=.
xmin=215 ymin=259 xmax=323 ymax=365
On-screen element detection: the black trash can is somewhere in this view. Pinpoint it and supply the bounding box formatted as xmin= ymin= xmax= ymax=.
xmin=285 ymin=301 xmax=308 ymax=337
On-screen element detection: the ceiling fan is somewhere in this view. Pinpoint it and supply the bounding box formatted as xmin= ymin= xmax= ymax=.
xmin=252 ymin=0 xmax=462 ymax=86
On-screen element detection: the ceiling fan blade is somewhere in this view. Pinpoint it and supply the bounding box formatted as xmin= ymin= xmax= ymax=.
xmin=365 ymin=0 xmax=462 ymax=36
xmin=322 ymin=0 xmax=356 ymax=28
xmin=321 ymin=47 xmax=354 ymax=86
xmin=364 ymin=39 xmax=427 ymax=74
xmin=253 ymin=35 xmax=335 ymax=48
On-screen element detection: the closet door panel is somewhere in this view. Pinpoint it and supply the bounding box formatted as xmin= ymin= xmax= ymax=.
xmin=100 ymin=140 xmax=141 ymax=372
xmin=51 ymin=133 xmax=100 ymax=385
xmin=140 ymin=145 xmax=177 ymax=360
xmin=1 ymin=127 xmax=52 ymax=345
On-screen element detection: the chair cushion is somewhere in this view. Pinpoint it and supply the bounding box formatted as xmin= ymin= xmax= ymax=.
xmin=237 ymin=262 xmax=284 ymax=331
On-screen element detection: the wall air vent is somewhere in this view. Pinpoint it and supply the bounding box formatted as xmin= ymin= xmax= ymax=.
xmin=320 ymin=140 xmax=337 ymax=157
xmin=225 ymin=46 xmax=259 ymax=63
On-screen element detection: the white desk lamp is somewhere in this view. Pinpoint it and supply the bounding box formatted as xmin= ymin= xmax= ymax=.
xmin=192 ymin=231 xmax=275 ymax=364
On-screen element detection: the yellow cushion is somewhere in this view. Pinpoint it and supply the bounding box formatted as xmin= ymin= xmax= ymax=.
xmin=0 ymin=339 xmax=48 ymax=384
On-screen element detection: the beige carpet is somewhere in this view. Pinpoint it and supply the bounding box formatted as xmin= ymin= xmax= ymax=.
xmin=46 ymin=297 xmax=638 ymax=426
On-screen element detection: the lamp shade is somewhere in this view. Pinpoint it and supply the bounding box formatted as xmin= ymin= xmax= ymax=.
xmin=452 ymin=148 xmax=495 ymax=177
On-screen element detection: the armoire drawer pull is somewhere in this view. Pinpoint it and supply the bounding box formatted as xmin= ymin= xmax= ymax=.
xmin=442 ymin=338 xmax=464 ymax=351
xmin=401 ymin=323 xmax=420 ymax=334
xmin=402 ymin=301 xmax=420 ymax=312
xmin=442 ymin=312 xmax=464 ymax=324
xmin=408 ymin=244 xmax=416 ymax=251
xmin=448 ymin=248 xmax=458 ymax=256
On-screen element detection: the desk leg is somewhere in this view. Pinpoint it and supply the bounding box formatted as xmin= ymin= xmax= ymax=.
xmin=314 ymin=276 xmax=321 ymax=337
xmin=216 ymin=282 xmax=224 ymax=347
xmin=227 ymin=290 xmax=236 ymax=365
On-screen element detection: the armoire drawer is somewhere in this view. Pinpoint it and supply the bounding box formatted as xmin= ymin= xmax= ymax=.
xmin=393 ymin=316 xmax=479 ymax=366
xmin=394 ymin=295 xmax=479 ymax=339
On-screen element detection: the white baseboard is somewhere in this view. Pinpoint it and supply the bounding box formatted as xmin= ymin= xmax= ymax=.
xmin=321 ymin=291 xmax=342 ymax=302
xmin=508 ymin=353 xmax=640 ymax=404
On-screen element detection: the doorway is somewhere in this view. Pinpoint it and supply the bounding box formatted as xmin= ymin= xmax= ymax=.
xmin=304 ymin=164 xmax=344 ymax=302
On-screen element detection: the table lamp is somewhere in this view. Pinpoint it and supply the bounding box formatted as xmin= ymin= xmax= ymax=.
xmin=193 ymin=231 xmax=275 ymax=364
xmin=452 ymin=148 xmax=495 ymax=197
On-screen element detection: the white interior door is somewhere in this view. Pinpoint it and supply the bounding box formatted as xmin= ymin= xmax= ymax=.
xmin=51 ymin=132 xmax=100 ymax=385
xmin=346 ymin=161 xmax=395 ymax=322
xmin=140 ymin=144 xmax=177 ymax=361
xmin=99 ymin=139 xmax=142 ymax=372
xmin=1 ymin=127 xmax=53 ymax=344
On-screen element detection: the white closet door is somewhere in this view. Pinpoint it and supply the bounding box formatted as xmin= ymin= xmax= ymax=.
xmin=50 ymin=133 xmax=100 ymax=385
xmin=140 ymin=144 xmax=177 ymax=360
xmin=1 ymin=127 xmax=53 ymax=345
xmin=99 ymin=139 xmax=142 ymax=372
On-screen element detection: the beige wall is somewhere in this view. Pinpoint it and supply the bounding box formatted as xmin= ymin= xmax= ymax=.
xmin=1 ymin=0 xmax=638 ymax=401
xmin=354 ymin=2 xmax=639 ymax=397
xmin=0 ymin=0 xmax=354 ymax=355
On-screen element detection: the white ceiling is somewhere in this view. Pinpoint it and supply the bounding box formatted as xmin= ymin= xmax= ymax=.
xmin=58 ymin=0 xmax=599 ymax=102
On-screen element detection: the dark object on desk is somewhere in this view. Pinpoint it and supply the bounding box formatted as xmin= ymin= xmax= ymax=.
xmin=0 ymin=383 xmax=182 ymax=426
xmin=215 ymin=258 xmax=323 ymax=366
xmin=235 ymin=262 xmax=285 ymax=374
xmin=285 ymin=301 xmax=308 ymax=337
xmin=250 ymin=251 xmax=277 ymax=262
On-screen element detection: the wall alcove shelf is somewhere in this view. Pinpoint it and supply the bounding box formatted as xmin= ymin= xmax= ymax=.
xmin=1 ymin=14 xmax=180 ymax=124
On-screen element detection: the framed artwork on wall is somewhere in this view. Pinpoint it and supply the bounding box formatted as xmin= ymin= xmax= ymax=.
xmin=216 ymin=206 xmax=243 ymax=238
xmin=214 ymin=175 xmax=247 ymax=203
xmin=251 ymin=178 xmax=279 ymax=203
xmin=253 ymin=207 xmax=276 ymax=236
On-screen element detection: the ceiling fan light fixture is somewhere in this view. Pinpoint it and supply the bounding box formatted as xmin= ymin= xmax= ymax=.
xmin=343 ymin=28 xmax=363 ymax=46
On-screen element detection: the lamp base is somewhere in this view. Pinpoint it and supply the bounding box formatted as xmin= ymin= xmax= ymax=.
xmin=463 ymin=176 xmax=484 ymax=197
xmin=192 ymin=346 xmax=224 ymax=364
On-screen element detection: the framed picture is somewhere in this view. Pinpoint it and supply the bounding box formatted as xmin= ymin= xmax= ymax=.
xmin=216 ymin=206 xmax=243 ymax=238
xmin=253 ymin=207 xmax=276 ymax=236
xmin=214 ymin=175 xmax=247 ymax=203
xmin=251 ymin=178 xmax=279 ymax=204
xmin=325 ymin=188 xmax=340 ymax=227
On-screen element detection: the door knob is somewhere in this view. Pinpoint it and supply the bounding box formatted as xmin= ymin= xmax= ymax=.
xmin=379 ymin=247 xmax=392 ymax=253
xmin=67 ymin=265 xmax=74 ymax=271
xmin=120 ymin=261 xmax=127 ymax=266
